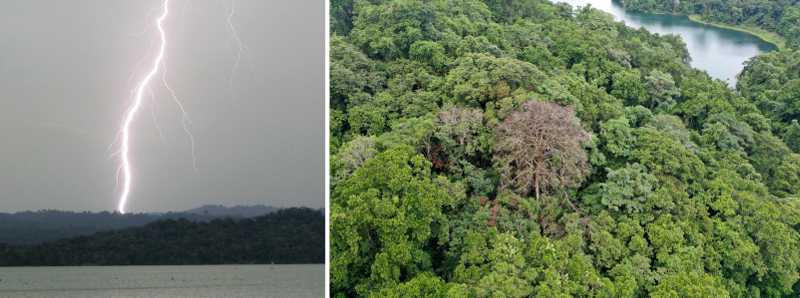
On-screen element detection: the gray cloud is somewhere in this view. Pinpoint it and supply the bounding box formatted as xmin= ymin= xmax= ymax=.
xmin=0 ymin=0 xmax=324 ymax=212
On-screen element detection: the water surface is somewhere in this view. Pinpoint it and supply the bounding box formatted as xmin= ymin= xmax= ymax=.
xmin=0 ymin=265 xmax=322 ymax=298
xmin=556 ymin=0 xmax=776 ymax=84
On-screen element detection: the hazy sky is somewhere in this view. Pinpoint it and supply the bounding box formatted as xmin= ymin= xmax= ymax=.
xmin=0 ymin=0 xmax=324 ymax=212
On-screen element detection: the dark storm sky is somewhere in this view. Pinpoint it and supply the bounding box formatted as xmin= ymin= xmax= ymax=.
xmin=0 ymin=0 xmax=324 ymax=212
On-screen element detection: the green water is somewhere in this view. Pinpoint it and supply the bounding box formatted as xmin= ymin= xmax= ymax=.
xmin=556 ymin=0 xmax=776 ymax=85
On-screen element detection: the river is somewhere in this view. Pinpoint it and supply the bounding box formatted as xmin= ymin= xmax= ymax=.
xmin=555 ymin=0 xmax=776 ymax=85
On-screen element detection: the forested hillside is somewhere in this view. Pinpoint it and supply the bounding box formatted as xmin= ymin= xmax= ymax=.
xmin=622 ymin=0 xmax=800 ymax=47
xmin=0 ymin=205 xmax=277 ymax=245
xmin=739 ymin=49 xmax=800 ymax=153
xmin=182 ymin=204 xmax=278 ymax=217
xmin=330 ymin=0 xmax=800 ymax=297
xmin=0 ymin=208 xmax=324 ymax=266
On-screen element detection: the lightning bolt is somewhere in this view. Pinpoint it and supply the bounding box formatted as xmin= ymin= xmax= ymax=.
xmin=114 ymin=0 xmax=244 ymax=214
xmin=116 ymin=0 xmax=171 ymax=214
xmin=162 ymin=56 xmax=197 ymax=171
xmin=227 ymin=0 xmax=244 ymax=92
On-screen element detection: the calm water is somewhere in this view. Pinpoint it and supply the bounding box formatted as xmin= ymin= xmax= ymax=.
xmin=556 ymin=0 xmax=776 ymax=84
xmin=0 ymin=265 xmax=323 ymax=298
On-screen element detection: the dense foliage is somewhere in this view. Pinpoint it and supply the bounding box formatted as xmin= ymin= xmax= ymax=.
xmin=330 ymin=0 xmax=800 ymax=297
xmin=739 ymin=49 xmax=800 ymax=154
xmin=0 ymin=205 xmax=276 ymax=245
xmin=622 ymin=0 xmax=800 ymax=47
xmin=0 ymin=208 xmax=324 ymax=265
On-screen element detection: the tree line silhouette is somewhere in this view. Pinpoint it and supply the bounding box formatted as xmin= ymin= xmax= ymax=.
xmin=0 ymin=208 xmax=323 ymax=266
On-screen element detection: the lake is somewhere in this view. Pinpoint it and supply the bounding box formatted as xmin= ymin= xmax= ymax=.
xmin=0 ymin=265 xmax=323 ymax=298
xmin=555 ymin=0 xmax=776 ymax=85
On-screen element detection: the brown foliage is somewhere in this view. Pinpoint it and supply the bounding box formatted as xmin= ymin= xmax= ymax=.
xmin=494 ymin=101 xmax=590 ymax=199
xmin=428 ymin=143 xmax=449 ymax=171
xmin=488 ymin=202 xmax=500 ymax=227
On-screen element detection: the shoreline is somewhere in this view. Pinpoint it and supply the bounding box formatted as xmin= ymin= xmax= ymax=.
xmin=686 ymin=15 xmax=785 ymax=50
xmin=0 ymin=263 xmax=325 ymax=268
xmin=613 ymin=1 xmax=785 ymax=50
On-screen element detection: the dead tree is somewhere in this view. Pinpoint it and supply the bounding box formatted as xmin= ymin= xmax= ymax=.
xmin=494 ymin=101 xmax=590 ymax=199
